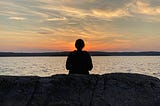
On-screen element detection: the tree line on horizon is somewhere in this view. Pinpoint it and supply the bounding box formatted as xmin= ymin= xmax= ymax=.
xmin=0 ymin=51 xmax=160 ymax=57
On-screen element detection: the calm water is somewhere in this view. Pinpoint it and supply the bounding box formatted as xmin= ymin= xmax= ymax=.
xmin=0 ymin=56 xmax=160 ymax=78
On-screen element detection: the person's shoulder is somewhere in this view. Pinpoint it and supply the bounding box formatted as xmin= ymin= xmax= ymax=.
xmin=69 ymin=50 xmax=77 ymax=55
xmin=82 ymin=50 xmax=88 ymax=53
xmin=82 ymin=51 xmax=90 ymax=55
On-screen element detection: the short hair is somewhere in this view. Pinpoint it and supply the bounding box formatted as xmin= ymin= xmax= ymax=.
xmin=75 ymin=39 xmax=85 ymax=50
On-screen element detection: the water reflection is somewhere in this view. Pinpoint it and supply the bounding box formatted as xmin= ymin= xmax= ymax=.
xmin=0 ymin=56 xmax=159 ymax=78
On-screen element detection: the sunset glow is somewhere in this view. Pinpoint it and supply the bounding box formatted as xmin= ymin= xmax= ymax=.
xmin=0 ymin=0 xmax=160 ymax=52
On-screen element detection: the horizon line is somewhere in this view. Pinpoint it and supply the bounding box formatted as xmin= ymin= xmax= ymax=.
xmin=0 ymin=51 xmax=160 ymax=53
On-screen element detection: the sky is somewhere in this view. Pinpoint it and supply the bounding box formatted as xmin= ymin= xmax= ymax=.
xmin=0 ymin=0 xmax=160 ymax=52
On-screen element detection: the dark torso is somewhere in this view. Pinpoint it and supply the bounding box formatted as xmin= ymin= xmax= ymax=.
xmin=66 ymin=50 xmax=93 ymax=74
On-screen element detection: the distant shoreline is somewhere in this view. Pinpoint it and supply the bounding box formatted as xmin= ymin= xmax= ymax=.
xmin=0 ymin=51 xmax=160 ymax=57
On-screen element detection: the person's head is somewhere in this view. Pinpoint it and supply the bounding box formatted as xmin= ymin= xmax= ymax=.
xmin=75 ymin=39 xmax=85 ymax=51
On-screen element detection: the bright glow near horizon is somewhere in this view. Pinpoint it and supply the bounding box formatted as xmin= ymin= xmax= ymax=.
xmin=0 ymin=0 xmax=160 ymax=52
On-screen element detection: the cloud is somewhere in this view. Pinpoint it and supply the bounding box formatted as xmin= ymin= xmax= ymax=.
xmin=56 ymin=6 xmax=130 ymax=19
xmin=92 ymin=8 xmax=131 ymax=19
xmin=1 ymin=0 xmax=160 ymax=23
xmin=46 ymin=17 xmax=67 ymax=21
xmin=37 ymin=27 xmax=54 ymax=34
xmin=128 ymin=0 xmax=160 ymax=15
xmin=8 ymin=17 xmax=26 ymax=20
xmin=0 ymin=1 xmax=26 ymax=17
xmin=123 ymin=0 xmax=160 ymax=22
xmin=34 ymin=0 xmax=132 ymax=20
xmin=29 ymin=10 xmax=49 ymax=18
xmin=1 ymin=0 xmax=160 ymax=52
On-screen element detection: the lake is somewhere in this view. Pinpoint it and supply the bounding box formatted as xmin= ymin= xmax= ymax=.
xmin=0 ymin=56 xmax=160 ymax=78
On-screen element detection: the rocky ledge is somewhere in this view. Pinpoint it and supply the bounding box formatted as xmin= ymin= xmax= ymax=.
xmin=0 ymin=73 xmax=160 ymax=106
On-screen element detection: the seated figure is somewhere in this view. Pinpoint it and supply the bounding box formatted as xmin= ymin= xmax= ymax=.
xmin=66 ymin=39 xmax=93 ymax=75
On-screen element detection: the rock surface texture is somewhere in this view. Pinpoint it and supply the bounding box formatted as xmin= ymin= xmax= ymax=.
xmin=0 ymin=73 xmax=160 ymax=106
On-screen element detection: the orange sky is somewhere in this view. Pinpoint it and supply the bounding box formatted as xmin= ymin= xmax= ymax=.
xmin=0 ymin=0 xmax=160 ymax=52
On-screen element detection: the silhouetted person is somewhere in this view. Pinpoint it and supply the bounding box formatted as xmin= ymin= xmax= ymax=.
xmin=66 ymin=39 xmax=93 ymax=75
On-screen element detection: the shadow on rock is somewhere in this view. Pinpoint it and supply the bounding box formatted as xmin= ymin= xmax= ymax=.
xmin=0 ymin=73 xmax=160 ymax=106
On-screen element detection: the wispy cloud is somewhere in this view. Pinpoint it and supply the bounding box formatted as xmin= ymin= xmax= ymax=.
xmin=128 ymin=0 xmax=160 ymax=15
xmin=0 ymin=0 xmax=160 ymax=52
xmin=124 ymin=0 xmax=160 ymax=22
xmin=46 ymin=17 xmax=67 ymax=21
xmin=8 ymin=17 xmax=26 ymax=21
xmin=92 ymin=8 xmax=131 ymax=19
xmin=34 ymin=0 xmax=132 ymax=20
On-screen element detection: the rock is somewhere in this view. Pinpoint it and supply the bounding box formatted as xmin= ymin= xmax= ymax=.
xmin=0 ymin=73 xmax=160 ymax=106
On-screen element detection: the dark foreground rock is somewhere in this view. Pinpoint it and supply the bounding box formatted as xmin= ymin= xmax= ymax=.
xmin=0 ymin=73 xmax=160 ymax=106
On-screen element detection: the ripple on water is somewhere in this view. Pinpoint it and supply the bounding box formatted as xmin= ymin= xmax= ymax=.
xmin=0 ymin=56 xmax=159 ymax=78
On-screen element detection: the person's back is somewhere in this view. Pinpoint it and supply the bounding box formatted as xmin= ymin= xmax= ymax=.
xmin=66 ymin=39 xmax=93 ymax=74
